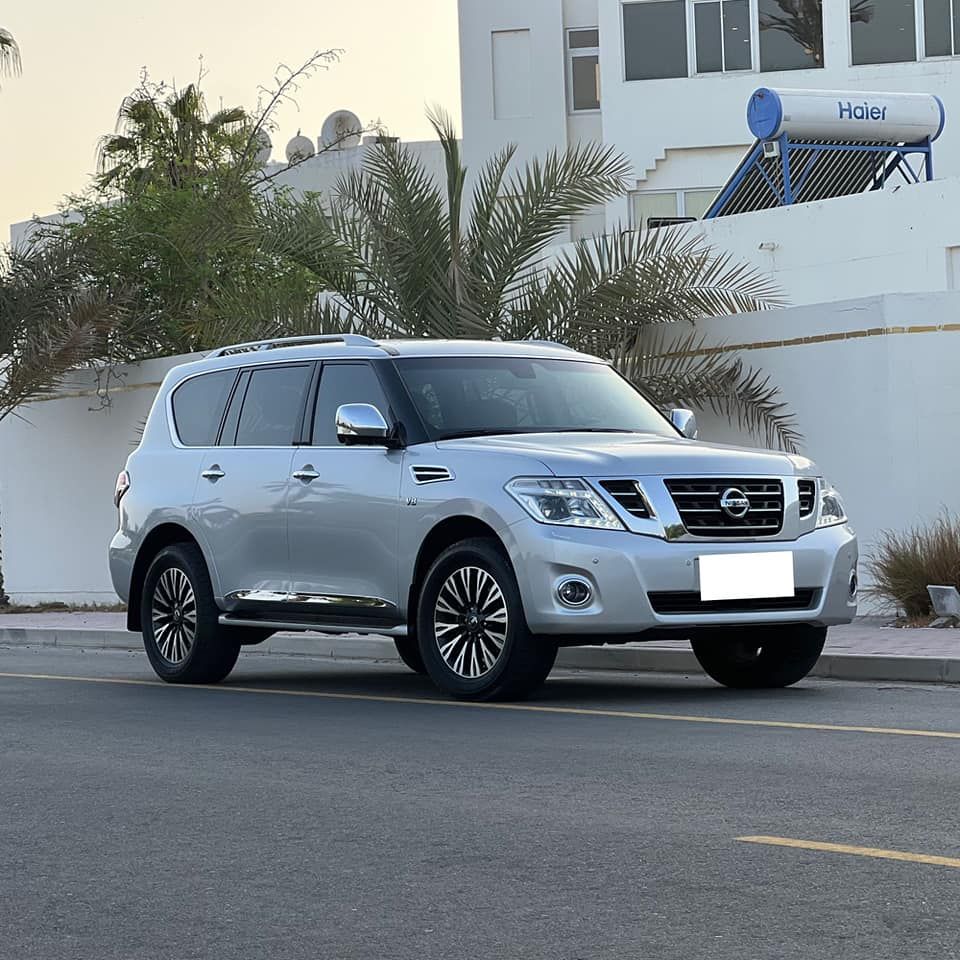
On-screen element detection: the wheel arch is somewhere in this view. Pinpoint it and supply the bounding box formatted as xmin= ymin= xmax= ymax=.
xmin=407 ymin=516 xmax=513 ymax=629
xmin=127 ymin=523 xmax=203 ymax=632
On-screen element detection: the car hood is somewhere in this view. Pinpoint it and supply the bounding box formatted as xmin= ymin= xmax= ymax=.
xmin=437 ymin=432 xmax=815 ymax=477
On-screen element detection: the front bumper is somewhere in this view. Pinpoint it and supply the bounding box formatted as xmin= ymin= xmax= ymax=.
xmin=508 ymin=519 xmax=858 ymax=637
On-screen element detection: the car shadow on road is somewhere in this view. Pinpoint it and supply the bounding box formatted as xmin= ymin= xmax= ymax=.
xmin=225 ymin=660 xmax=825 ymax=709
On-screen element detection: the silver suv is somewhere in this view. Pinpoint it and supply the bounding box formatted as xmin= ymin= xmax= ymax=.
xmin=110 ymin=334 xmax=858 ymax=700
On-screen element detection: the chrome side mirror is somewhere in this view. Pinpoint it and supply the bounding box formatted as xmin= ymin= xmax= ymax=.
xmin=669 ymin=408 xmax=698 ymax=439
xmin=336 ymin=403 xmax=390 ymax=445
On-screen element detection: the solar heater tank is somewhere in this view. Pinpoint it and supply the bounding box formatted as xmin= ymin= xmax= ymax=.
xmin=747 ymin=87 xmax=945 ymax=144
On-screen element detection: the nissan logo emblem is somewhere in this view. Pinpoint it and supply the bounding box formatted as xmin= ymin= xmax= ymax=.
xmin=719 ymin=487 xmax=750 ymax=519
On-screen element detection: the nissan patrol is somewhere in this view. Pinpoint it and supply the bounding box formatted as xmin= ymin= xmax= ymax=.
xmin=109 ymin=334 xmax=858 ymax=700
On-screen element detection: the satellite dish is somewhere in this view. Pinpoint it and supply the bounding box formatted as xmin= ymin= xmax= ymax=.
xmin=253 ymin=130 xmax=272 ymax=166
xmin=321 ymin=110 xmax=363 ymax=150
xmin=285 ymin=133 xmax=316 ymax=164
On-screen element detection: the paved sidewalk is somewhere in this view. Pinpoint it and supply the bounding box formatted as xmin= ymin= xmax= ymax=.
xmin=2 ymin=611 xmax=959 ymax=684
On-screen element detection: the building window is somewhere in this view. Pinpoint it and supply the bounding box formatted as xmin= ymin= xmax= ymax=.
xmin=567 ymin=28 xmax=600 ymax=111
xmin=623 ymin=0 xmax=823 ymax=79
xmin=623 ymin=1 xmax=689 ymax=80
xmin=693 ymin=0 xmax=752 ymax=73
xmin=759 ymin=0 xmax=825 ymax=69
xmin=923 ymin=0 xmax=960 ymax=56
xmin=850 ymin=0 xmax=917 ymax=65
xmin=630 ymin=188 xmax=719 ymax=228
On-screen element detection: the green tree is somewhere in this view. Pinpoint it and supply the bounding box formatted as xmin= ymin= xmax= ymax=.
xmin=239 ymin=113 xmax=799 ymax=450
xmin=38 ymin=54 xmax=341 ymax=357
xmin=0 ymin=27 xmax=20 ymax=88
xmin=0 ymin=235 xmax=131 ymax=424
xmin=95 ymin=74 xmax=250 ymax=194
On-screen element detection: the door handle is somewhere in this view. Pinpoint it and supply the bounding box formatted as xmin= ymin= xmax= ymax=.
xmin=292 ymin=466 xmax=320 ymax=482
xmin=201 ymin=465 xmax=225 ymax=481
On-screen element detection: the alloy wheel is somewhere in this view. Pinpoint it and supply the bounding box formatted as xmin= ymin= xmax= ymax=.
xmin=433 ymin=565 xmax=509 ymax=679
xmin=151 ymin=567 xmax=197 ymax=664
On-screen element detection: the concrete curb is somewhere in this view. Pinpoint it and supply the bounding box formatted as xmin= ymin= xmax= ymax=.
xmin=2 ymin=625 xmax=959 ymax=684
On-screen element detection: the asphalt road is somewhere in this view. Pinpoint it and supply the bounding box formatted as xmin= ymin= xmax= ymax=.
xmin=2 ymin=644 xmax=959 ymax=960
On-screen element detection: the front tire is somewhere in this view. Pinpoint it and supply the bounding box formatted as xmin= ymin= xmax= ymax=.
xmin=691 ymin=625 xmax=826 ymax=689
xmin=417 ymin=538 xmax=557 ymax=701
xmin=142 ymin=543 xmax=240 ymax=684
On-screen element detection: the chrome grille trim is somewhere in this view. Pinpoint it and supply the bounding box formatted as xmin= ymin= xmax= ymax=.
xmin=798 ymin=478 xmax=817 ymax=518
xmin=598 ymin=479 xmax=653 ymax=519
xmin=664 ymin=478 xmax=785 ymax=538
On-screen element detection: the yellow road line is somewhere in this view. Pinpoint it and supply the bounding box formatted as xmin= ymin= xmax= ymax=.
xmin=737 ymin=836 xmax=960 ymax=869
xmin=2 ymin=670 xmax=960 ymax=740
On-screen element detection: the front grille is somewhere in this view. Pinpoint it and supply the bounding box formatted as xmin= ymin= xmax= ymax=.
xmin=798 ymin=479 xmax=816 ymax=518
xmin=599 ymin=480 xmax=651 ymax=519
xmin=665 ymin=478 xmax=784 ymax=537
xmin=648 ymin=589 xmax=818 ymax=615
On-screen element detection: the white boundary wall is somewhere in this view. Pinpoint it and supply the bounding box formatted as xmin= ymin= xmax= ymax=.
xmin=0 ymin=355 xmax=196 ymax=605
xmin=1 ymin=293 xmax=958 ymax=605
xmin=691 ymin=292 xmax=960 ymax=570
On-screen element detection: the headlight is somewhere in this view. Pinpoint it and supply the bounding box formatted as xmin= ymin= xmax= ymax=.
xmin=506 ymin=478 xmax=624 ymax=530
xmin=817 ymin=483 xmax=847 ymax=528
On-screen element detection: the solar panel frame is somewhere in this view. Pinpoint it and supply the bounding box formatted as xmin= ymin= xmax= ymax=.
xmin=705 ymin=137 xmax=931 ymax=219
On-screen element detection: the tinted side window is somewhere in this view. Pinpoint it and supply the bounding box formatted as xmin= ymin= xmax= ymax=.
xmin=235 ymin=365 xmax=312 ymax=447
xmin=312 ymin=363 xmax=389 ymax=446
xmin=171 ymin=371 xmax=237 ymax=446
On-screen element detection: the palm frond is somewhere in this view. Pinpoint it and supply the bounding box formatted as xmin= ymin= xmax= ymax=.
xmin=335 ymin=141 xmax=459 ymax=336
xmin=509 ymin=226 xmax=783 ymax=347
xmin=426 ymin=106 xmax=472 ymax=327
xmin=0 ymin=28 xmax=22 ymax=84
xmin=469 ymin=142 xmax=630 ymax=312
xmin=615 ymin=327 xmax=803 ymax=452
xmin=0 ymin=252 xmax=129 ymax=422
xmin=208 ymin=106 xmax=247 ymax=129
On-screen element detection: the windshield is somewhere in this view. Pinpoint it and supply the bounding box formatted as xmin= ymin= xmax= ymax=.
xmin=394 ymin=356 xmax=677 ymax=441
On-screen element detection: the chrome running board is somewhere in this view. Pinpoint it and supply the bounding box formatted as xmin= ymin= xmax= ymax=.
xmin=218 ymin=615 xmax=407 ymax=637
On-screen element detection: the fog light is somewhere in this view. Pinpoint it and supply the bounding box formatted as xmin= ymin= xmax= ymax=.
xmin=849 ymin=570 xmax=858 ymax=599
xmin=557 ymin=578 xmax=592 ymax=607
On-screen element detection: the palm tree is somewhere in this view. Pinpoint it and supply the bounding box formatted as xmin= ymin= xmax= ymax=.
xmin=238 ymin=112 xmax=799 ymax=450
xmin=96 ymin=76 xmax=248 ymax=193
xmin=0 ymin=28 xmax=21 ymax=88
xmin=0 ymin=236 xmax=131 ymax=424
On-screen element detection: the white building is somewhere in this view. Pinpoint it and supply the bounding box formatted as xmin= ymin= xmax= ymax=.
xmin=260 ymin=136 xmax=448 ymax=201
xmin=8 ymin=137 xmax=447 ymax=248
xmin=458 ymin=0 xmax=960 ymax=240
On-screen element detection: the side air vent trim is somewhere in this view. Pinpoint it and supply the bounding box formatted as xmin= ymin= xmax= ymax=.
xmin=410 ymin=465 xmax=455 ymax=485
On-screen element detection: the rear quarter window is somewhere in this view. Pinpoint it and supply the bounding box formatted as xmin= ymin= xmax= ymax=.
xmin=171 ymin=370 xmax=237 ymax=446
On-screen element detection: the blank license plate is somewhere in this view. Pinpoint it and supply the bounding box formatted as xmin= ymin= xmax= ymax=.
xmin=698 ymin=552 xmax=795 ymax=602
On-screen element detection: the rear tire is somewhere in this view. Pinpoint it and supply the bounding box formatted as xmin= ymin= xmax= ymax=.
xmin=691 ymin=625 xmax=826 ymax=689
xmin=417 ymin=538 xmax=557 ymax=701
xmin=394 ymin=636 xmax=427 ymax=674
xmin=142 ymin=543 xmax=240 ymax=684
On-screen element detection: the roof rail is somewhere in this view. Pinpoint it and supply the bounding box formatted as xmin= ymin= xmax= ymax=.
xmin=513 ymin=339 xmax=578 ymax=352
xmin=207 ymin=333 xmax=380 ymax=358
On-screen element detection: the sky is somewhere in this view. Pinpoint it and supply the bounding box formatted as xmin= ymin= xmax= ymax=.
xmin=0 ymin=0 xmax=462 ymax=235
